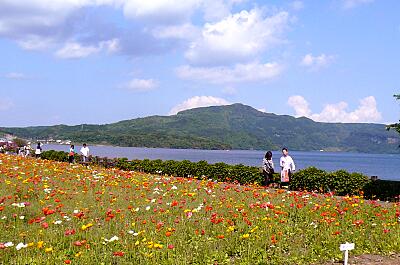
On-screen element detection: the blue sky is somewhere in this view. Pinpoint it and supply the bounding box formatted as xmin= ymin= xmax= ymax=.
xmin=0 ymin=0 xmax=399 ymax=127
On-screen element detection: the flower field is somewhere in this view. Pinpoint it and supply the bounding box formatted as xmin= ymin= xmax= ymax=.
xmin=0 ymin=154 xmax=399 ymax=264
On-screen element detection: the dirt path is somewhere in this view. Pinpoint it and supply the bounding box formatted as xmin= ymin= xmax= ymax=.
xmin=321 ymin=254 xmax=400 ymax=265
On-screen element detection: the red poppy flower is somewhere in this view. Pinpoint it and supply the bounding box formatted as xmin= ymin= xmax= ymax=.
xmin=113 ymin=251 xmax=124 ymax=256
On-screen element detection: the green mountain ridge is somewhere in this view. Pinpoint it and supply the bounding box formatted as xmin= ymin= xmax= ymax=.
xmin=2 ymin=103 xmax=400 ymax=153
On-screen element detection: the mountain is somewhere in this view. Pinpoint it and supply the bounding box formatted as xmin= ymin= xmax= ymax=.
xmin=1 ymin=103 xmax=400 ymax=153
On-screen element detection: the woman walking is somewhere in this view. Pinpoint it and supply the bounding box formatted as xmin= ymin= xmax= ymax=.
xmin=68 ymin=144 xmax=75 ymax=163
xmin=262 ymin=151 xmax=274 ymax=186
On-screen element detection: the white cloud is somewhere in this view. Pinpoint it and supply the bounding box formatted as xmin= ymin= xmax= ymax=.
xmin=257 ymin=108 xmax=267 ymax=113
xmin=201 ymin=0 xmax=232 ymax=22
xmin=288 ymin=95 xmax=382 ymax=123
xmin=101 ymin=38 xmax=120 ymax=53
xmin=55 ymin=39 xmax=118 ymax=58
xmin=3 ymin=72 xmax=30 ymax=80
xmin=122 ymin=0 xmax=200 ymax=24
xmin=55 ymin=42 xmax=100 ymax=58
xmin=0 ymin=98 xmax=14 ymax=111
xmin=169 ymin=96 xmax=230 ymax=115
xmin=123 ymin=0 xmax=247 ymax=24
xmin=0 ymin=1 xmax=82 ymax=32
xmin=0 ymin=1 xmax=103 ymax=43
xmin=203 ymin=0 xmax=251 ymax=22
xmin=0 ymin=0 xmax=148 ymax=55
xmin=185 ymin=8 xmax=290 ymax=66
xmin=152 ymin=23 xmax=200 ymax=40
xmin=0 ymin=1 xmax=290 ymax=62
xmin=287 ymin=95 xmax=311 ymax=117
xmin=16 ymin=36 xmax=56 ymax=51
xmin=120 ymin=78 xmax=158 ymax=92
xmin=342 ymin=0 xmax=374 ymax=9
xmin=300 ymin=53 xmax=335 ymax=70
xmin=176 ymin=61 xmax=283 ymax=84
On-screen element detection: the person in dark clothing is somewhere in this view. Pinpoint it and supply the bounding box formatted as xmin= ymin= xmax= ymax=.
xmin=262 ymin=151 xmax=275 ymax=186
xmin=68 ymin=144 xmax=75 ymax=163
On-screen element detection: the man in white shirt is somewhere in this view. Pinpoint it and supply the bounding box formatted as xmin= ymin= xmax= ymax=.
xmin=280 ymin=147 xmax=295 ymax=184
xmin=80 ymin=143 xmax=90 ymax=162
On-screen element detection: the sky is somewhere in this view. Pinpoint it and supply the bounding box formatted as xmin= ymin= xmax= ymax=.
xmin=0 ymin=0 xmax=399 ymax=127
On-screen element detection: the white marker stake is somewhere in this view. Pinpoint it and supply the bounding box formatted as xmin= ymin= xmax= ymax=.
xmin=340 ymin=242 xmax=355 ymax=265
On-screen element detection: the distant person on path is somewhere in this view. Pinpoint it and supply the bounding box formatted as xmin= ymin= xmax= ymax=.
xmin=280 ymin=147 xmax=295 ymax=186
xmin=69 ymin=144 xmax=75 ymax=163
xmin=262 ymin=151 xmax=274 ymax=186
xmin=24 ymin=145 xmax=30 ymax=157
xmin=35 ymin=142 xmax=42 ymax=158
xmin=80 ymin=143 xmax=90 ymax=163
xmin=18 ymin=146 xmax=24 ymax=156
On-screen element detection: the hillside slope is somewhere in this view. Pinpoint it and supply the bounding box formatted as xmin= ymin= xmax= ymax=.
xmin=2 ymin=103 xmax=399 ymax=153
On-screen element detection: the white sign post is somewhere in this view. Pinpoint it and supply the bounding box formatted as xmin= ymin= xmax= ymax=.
xmin=340 ymin=242 xmax=355 ymax=265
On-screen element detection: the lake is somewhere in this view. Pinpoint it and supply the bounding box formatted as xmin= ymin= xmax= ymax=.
xmin=43 ymin=144 xmax=400 ymax=181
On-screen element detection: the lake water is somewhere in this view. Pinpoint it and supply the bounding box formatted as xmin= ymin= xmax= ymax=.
xmin=43 ymin=144 xmax=400 ymax=181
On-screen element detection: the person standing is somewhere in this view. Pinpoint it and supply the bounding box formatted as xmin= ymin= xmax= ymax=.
xmin=35 ymin=142 xmax=42 ymax=158
xmin=80 ymin=143 xmax=90 ymax=163
xmin=24 ymin=145 xmax=30 ymax=157
xmin=262 ymin=151 xmax=274 ymax=186
xmin=280 ymin=147 xmax=295 ymax=186
xmin=68 ymin=144 xmax=75 ymax=163
xmin=18 ymin=146 xmax=24 ymax=156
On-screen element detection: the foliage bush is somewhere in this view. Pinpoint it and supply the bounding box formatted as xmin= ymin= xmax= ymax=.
xmin=290 ymin=167 xmax=327 ymax=192
xmin=13 ymin=137 xmax=27 ymax=147
xmin=118 ymin=158 xmax=262 ymax=184
xmin=42 ymin=151 xmax=262 ymax=184
xmin=291 ymin=167 xmax=369 ymax=196
xmin=41 ymin=150 xmax=71 ymax=162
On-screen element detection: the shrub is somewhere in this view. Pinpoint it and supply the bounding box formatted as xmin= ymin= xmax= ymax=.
xmin=328 ymin=170 xmax=368 ymax=195
xmin=291 ymin=167 xmax=369 ymax=196
xmin=41 ymin=150 xmax=69 ymax=162
xmin=13 ymin=138 xmax=27 ymax=147
xmin=290 ymin=167 xmax=327 ymax=192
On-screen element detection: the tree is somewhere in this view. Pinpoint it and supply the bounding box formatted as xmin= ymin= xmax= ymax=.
xmin=387 ymin=94 xmax=400 ymax=136
xmin=13 ymin=137 xmax=27 ymax=147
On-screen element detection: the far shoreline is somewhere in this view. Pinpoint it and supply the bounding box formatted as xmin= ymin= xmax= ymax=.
xmin=41 ymin=142 xmax=400 ymax=155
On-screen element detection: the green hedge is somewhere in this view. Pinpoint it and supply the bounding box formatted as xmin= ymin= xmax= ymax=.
xmin=40 ymin=150 xmax=70 ymax=162
xmin=40 ymin=150 xmax=399 ymax=200
xmin=290 ymin=167 xmax=369 ymax=196
xmin=116 ymin=158 xmax=263 ymax=184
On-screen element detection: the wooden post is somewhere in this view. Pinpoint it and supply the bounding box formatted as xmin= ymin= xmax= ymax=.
xmin=340 ymin=242 xmax=354 ymax=265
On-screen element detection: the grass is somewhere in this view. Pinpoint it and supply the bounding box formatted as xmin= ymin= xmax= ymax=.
xmin=0 ymin=154 xmax=399 ymax=264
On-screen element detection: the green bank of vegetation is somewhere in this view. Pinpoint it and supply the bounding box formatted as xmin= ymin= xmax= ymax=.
xmin=2 ymin=103 xmax=400 ymax=153
xmin=387 ymin=94 xmax=400 ymax=137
